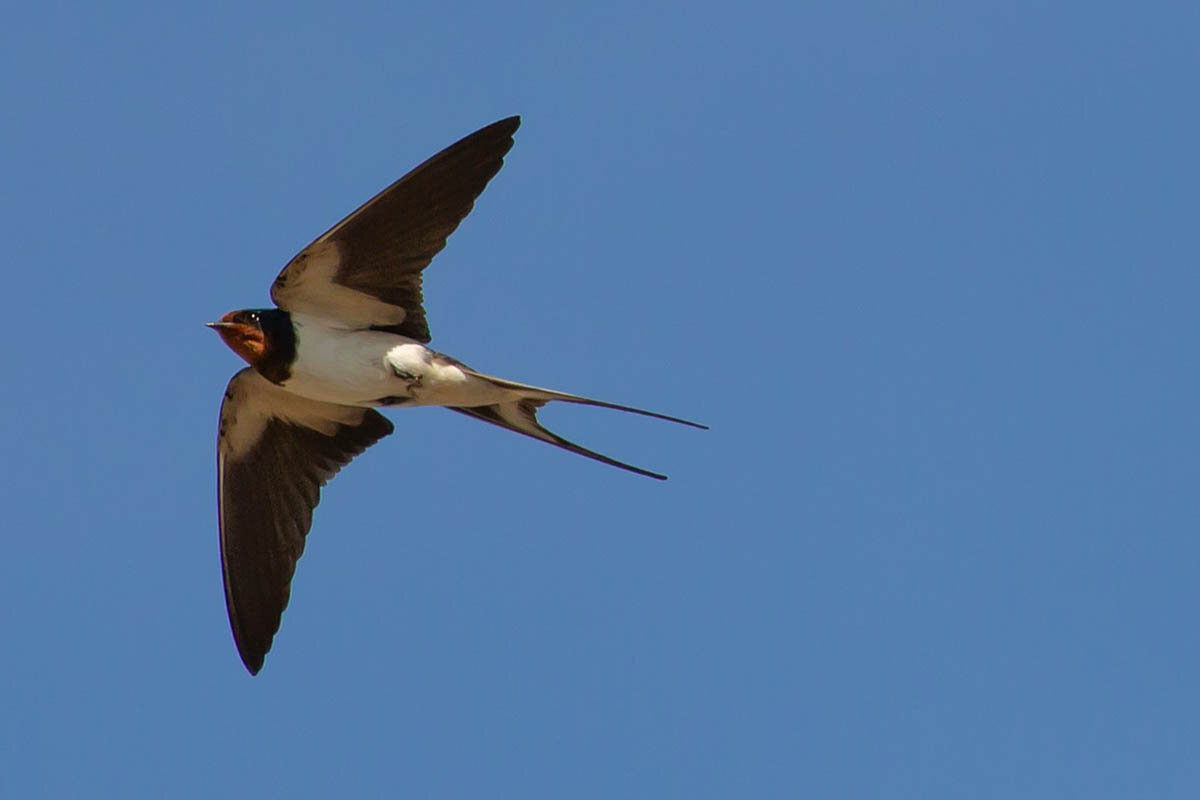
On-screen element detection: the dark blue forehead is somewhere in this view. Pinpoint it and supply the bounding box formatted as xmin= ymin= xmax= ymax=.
xmin=233 ymin=308 xmax=290 ymax=334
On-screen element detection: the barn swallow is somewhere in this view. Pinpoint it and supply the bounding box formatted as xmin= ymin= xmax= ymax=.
xmin=207 ymin=116 xmax=706 ymax=674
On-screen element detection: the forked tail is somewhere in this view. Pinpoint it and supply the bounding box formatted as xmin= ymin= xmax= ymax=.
xmin=448 ymin=370 xmax=707 ymax=480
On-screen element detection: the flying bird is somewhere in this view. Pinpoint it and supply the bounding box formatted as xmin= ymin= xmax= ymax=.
xmin=208 ymin=116 xmax=705 ymax=674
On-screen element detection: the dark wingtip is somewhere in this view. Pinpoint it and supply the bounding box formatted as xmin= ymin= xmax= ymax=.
xmin=242 ymin=652 xmax=264 ymax=676
xmin=234 ymin=635 xmax=267 ymax=675
xmin=480 ymin=115 xmax=521 ymax=139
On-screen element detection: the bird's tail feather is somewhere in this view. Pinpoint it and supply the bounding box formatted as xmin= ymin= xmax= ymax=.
xmin=448 ymin=369 xmax=707 ymax=480
xmin=461 ymin=369 xmax=707 ymax=429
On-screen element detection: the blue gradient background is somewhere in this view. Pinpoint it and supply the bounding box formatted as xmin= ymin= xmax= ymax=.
xmin=2 ymin=2 xmax=1197 ymax=797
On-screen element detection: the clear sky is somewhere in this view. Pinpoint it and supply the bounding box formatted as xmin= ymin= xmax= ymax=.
xmin=2 ymin=2 xmax=1197 ymax=797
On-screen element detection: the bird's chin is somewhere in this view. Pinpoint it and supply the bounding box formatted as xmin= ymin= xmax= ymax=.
xmin=210 ymin=324 xmax=265 ymax=365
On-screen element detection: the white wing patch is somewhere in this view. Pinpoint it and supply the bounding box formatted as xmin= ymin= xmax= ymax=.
xmin=270 ymin=240 xmax=409 ymax=329
xmin=219 ymin=368 xmax=369 ymax=458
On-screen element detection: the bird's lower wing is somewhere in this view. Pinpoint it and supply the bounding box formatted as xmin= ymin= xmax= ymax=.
xmin=217 ymin=368 xmax=394 ymax=674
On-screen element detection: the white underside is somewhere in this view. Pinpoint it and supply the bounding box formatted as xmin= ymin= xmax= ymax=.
xmin=280 ymin=312 xmax=517 ymax=408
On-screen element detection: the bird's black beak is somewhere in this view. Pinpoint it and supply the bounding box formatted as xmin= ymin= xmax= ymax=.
xmin=206 ymin=321 xmax=236 ymax=329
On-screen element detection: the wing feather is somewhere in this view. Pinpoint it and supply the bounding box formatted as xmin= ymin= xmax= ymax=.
xmin=217 ymin=368 xmax=393 ymax=674
xmin=270 ymin=116 xmax=520 ymax=341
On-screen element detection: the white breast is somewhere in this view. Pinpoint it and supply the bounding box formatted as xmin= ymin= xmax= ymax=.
xmin=280 ymin=312 xmax=510 ymax=408
xmin=282 ymin=313 xmax=413 ymax=406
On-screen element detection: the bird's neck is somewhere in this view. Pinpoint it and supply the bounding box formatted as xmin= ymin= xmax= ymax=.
xmin=255 ymin=309 xmax=297 ymax=385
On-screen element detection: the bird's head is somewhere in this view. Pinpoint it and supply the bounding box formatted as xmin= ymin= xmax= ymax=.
xmin=207 ymin=309 xmax=269 ymax=366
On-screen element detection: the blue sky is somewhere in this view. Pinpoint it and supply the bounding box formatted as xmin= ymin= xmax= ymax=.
xmin=2 ymin=1 xmax=1197 ymax=797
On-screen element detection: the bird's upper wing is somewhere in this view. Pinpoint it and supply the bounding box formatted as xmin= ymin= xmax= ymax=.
xmin=269 ymin=116 xmax=521 ymax=342
xmin=216 ymin=368 xmax=394 ymax=674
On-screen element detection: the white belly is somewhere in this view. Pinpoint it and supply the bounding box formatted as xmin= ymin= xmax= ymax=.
xmin=280 ymin=313 xmax=509 ymax=408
